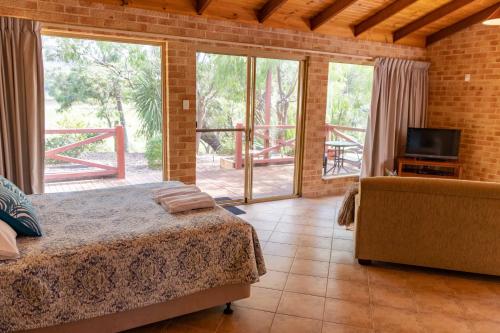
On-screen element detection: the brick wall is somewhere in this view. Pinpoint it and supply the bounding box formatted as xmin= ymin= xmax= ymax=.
xmin=427 ymin=24 xmax=500 ymax=182
xmin=0 ymin=0 xmax=427 ymax=196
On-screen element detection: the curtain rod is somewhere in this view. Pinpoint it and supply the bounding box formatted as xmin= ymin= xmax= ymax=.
xmin=42 ymin=22 xmax=375 ymax=61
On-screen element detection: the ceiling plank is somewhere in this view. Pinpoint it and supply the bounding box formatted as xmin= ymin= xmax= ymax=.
xmin=353 ymin=0 xmax=418 ymax=37
xmin=310 ymin=0 xmax=359 ymax=31
xmin=258 ymin=0 xmax=289 ymax=23
xmin=196 ymin=0 xmax=214 ymax=15
xmin=393 ymin=0 xmax=475 ymax=42
xmin=426 ymin=3 xmax=500 ymax=46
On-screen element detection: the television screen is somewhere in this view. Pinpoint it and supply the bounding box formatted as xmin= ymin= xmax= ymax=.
xmin=405 ymin=128 xmax=461 ymax=160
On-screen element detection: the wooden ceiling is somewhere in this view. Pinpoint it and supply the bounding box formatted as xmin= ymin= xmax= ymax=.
xmin=101 ymin=0 xmax=500 ymax=47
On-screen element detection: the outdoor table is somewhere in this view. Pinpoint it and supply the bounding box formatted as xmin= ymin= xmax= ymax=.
xmin=324 ymin=140 xmax=359 ymax=175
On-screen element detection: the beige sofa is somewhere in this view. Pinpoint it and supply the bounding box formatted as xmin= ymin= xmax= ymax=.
xmin=355 ymin=177 xmax=500 ymax=276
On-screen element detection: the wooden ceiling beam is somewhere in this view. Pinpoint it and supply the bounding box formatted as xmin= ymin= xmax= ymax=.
xmin=353 ymin=0 xmax=418 ymax=37
xmin=426 ymin=3 xmax=500 ymax=46
xmin=310 ymin=0 xmax=358 ymax=31
xmin=393 ymin=0 xmax=474 ymax=42
xmin=258 ymin=0 xmax=288 ymax=23
xmin=196 ymin=0 xmax=214 ymax=15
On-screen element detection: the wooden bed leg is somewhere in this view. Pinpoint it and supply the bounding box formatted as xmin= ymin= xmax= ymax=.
xmin=223 ymin=302 xmax=234 ymax=315
xmin=358 ymin=259 xmax=372 ymax=265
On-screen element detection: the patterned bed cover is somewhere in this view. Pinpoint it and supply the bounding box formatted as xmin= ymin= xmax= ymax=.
xmin=0 ymin=182 xmax=266 ymax=332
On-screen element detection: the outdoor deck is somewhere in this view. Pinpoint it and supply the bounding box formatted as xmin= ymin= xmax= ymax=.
xmin=45 ymin=154 xmax=359 ymax=196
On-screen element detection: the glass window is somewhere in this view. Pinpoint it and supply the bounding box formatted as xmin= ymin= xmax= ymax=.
xmin=43 ymin=36 xmax=163 ymax=193
xmin=323 ymin=62 xmax=373 ymax=178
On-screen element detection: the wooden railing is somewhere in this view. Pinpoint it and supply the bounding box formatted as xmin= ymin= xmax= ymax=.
xmin=325 ymin=124 xmax=365 ymax=147
xmin=44 ymin=126 xmax=125 ymax=182
xmin=233 ymin=124 xmax=366 ymax=168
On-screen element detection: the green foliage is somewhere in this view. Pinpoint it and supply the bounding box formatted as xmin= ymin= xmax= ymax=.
xmin=131 ymin=47 xmax=162 ymax=137
xmin=43 ymin=36 xmax=163 ymax=141
xmin=145 ymin=136 xmax=163 ymax=169
xmin=196 ymin=53 xmax=300 ymax=159
xmin=326 ymin=62 xmax=373 ymax=143
xmin=196 ymin=52 xmax=247 ymax=130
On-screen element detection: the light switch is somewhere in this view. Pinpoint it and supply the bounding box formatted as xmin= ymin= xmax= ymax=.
xmin=182 ymin=100 xmax=190 ymax=110
xmin=464 ymin=74 xmax=471 ymax=82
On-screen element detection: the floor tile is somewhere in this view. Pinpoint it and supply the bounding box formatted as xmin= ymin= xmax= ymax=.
xmin=371 ymin=305 xmax=422 ymax=333
xmin=406 ymin=272 xmax=456 ymax=295
xmin=249 ymin=220 xmax=278 ymax=231
xmin=303 ymin=226 xmax=334 ymax=237
xmin=269 ymin=232 xmax=300 ymax=245
xmin=280 ymin=214 xmax=312 ymax=225
xmin=461 ymin=298 xmax=500 ymax=322
xmin=469 ymin=320 xmax=500 ymax=333
xmin=369 ymin=285 xmax=416 ymax=310
xmin=255 ymin=229 xmax=273 ymax=242
xmin=331 ymin=239 xmax=353 ymax=252
xmin=125 ymin=321 xmax=168 ymax=333
xmin=326 ymin=279 xmax=369 ymax=304
xmin=443 ymin=276 xmax=499 ymax=300
xmin=218 ymin=307 xmax=274 ymax=333
xmin=307 ymin=219 xmax=336 ymax=228
xmin=275 ymin=223 xmax=304 ymax=234
xmin=167 ymin=323 xmax=212 ymax=333
xmin=367 ymin=266 xmax=409 ymax=289
xmin=270 ymin=314 xmax=322 ymax=333
xmin=290 ymin=259 xmax=330 ymax=277
xmin=330 ymin=250 xmax=355 ymax=265
xmin=296 ymin=246 xmax=331 ymax=262
xmin=277 ymin=292 xmax=325 ymax=320
xmin=321 ymin=321 xmax=373 ymax=333
xmin=254 ymin=270 xmax=288 ymax=290
xmin=323 ymin=299 xmax=371 ymax=328
xmin=264 ymin=255 xmax=294 ymax=272
xmin=328 ymin=263 xmax=367 ymax=282
xmin=285 ymin=274 xmax=328 ymax=296
xmin=299 ymin=235 xmax=332 ymax=249
xmin=264 ymin=242 xmax=298 ymax=257
xmin=413 ymin=290 xmax=465 ymax=317
xmin=234 ymin=287 xmax=282 ymax=312
xmin=417 ymin=313 xmax=472 ymax=333
xmin=170 ymin=306 xmax=223 ymax=331
xmin=245 ymin=212 xmax=282 ymax=223
xmin=128 ymin=195 xmax=500 ymax=333
xmin=332 ymin=228 xmax=353 ymax=240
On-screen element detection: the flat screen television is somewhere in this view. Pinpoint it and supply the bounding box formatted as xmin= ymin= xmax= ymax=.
xmin=405 ymin=128 xmax=461 ymax=160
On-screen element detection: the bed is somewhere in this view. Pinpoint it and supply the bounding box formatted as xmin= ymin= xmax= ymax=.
xmin=0 ymin=182 xmax=266 ymax=333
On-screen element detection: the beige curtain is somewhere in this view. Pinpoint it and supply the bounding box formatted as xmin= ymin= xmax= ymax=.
xmin=0 ymin=17 xmax=44 ymax=194
xmin=361 ymin=57 xmax=430 ymax=178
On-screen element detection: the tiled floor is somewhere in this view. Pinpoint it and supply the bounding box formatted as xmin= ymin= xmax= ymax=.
xmin=127 ymin=196 xmax=500 ymax=333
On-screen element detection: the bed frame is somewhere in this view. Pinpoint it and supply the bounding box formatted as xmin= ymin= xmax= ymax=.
xmin=19 ymin=283 xmax=250 ymax=333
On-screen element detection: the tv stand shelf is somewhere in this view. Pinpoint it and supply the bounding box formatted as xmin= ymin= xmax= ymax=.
xmin=398 ymin=157 xmax=462 ymax=179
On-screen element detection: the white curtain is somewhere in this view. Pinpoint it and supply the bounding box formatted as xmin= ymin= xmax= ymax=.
xmin=361 ymin=57 xmax=430 ymax=178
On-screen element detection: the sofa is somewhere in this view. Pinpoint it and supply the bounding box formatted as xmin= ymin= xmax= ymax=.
xmin=355 ymin=176 xmax=500 ymax=276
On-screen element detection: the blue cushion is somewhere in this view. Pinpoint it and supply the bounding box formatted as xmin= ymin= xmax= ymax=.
xmin=0 ymin=176 xmax=42 ymax=237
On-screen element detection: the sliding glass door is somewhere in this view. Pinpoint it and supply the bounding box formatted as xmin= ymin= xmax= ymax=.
xmin=196 ymin=52 xmax=305 ymax=204
xmin=250 ymin=58 xmax=301 ymax=199
xmin=195 ymin=52 xmax=248 ymax=202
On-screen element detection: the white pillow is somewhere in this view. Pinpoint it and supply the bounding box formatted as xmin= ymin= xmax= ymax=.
xmin=0 ymin=219 xmax=19 ymax=260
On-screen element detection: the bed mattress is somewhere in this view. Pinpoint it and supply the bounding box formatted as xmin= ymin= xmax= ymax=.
xmin=0 ymin=182 xmax=265 ymax=332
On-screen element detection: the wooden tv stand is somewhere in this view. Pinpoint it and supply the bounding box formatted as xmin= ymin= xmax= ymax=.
xmin=398 ymin=157 xmax=462 ymax=179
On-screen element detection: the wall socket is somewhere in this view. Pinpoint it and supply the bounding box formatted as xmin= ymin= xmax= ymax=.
xmin=183 ymin=100 xmax=190 ymax=110
xmin=464 ymin=74 xmax=471 ymax=82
